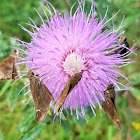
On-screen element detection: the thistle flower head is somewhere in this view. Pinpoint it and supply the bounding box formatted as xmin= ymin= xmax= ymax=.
xmin=17 ymin=0 xmax=135 ymax=119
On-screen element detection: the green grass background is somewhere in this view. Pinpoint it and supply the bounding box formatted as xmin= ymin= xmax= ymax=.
xmin=0 ymin=0 xmax=140 ymax=139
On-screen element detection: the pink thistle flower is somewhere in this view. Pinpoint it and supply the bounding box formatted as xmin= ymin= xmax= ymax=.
xmin=16 ymin=0 xmax=136 ymax=120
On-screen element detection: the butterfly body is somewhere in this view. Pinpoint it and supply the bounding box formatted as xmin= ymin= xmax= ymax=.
xmin=102 ymin=84 xmax=121 ymax=130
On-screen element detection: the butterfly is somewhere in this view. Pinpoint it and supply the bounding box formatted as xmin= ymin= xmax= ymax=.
xmin=102 ymin=84 xmax=121 ymax=130
xmin=115 ymin=35 xmax=129 ymax=56
xmin=27 ymin=70 xmax=55 ymax=122
xmin=55 ymin=73 xmax=82 ymax=113
xmin=0 ymin=49 xmax=21 ymax=80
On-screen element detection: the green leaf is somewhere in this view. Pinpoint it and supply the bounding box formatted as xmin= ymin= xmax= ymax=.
xmin=124 ymin=14 xmax=139 ymax=27
xmin=0 ymin=131 xmax=4 ymax=140
xmin=107 ymin=125 xmax=114 ymax=140
xmin=0 ymin=80 xmax=12 ymax=96
xmin=129 ymin=72 xmax=140 ymax=86
xmin=17 ymin=108 xmax=35 ymax=133
xmin=19 ymin=124 xmax=45 ymax=140
xmin=132 ymin=131 xmax=140 ymax=140
xmin=7 ymin=86 xmax=18 ymax=111
xmin=130 ymin=87 xmax=140 ymax=99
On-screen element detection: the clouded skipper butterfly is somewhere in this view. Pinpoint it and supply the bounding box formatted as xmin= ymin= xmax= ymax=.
xmin=102 ymin=84 xmax=121 ymax=130
xmin=55 ymin=73 xmax=82 ymax=113
xmin=27 ymin=70 xmax=55 ymax=122
xmin=0 ymin=49 xmax=21 ymax=80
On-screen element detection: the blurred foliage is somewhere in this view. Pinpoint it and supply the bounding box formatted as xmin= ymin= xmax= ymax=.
xmin=0 ymin=0 xmax=140 ymax=140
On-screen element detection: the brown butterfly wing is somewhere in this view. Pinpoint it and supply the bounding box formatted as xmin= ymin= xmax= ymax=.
xmin=55 ymin=73 xmax=82 ymax=113
xmin=110 ymin=93 xmax=121 ymax=130
xmin=0 ymin=56 xmax=15 ymax=80
xmin=0 ymin=49 xmax=20 ymax=80
xmin=12 ymin=61 xmax=18 ymax=80
xmin=30 ymin=76 xmax=54 ymax=122
xmin=102 ymin=85 xmax=121 ymax=130
xmin=114 ymin=35 xmax=129 ymax=55
xmin=11 ymin=49 xmax=21 ymax=79
xmin=29 ymin=77 xmax=35 ymax=96
xmin=102 ymin=97 xmax=115 ymax=120
xmin=112 ymin=105 xmax=121 ymax=130
xmin=68 ymin=73 xmax=82 ymax=94
xmin=35 ymin=80 xmax=55 ymax=122
xmin=55 ymin=79 xmax=71 ymax=113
